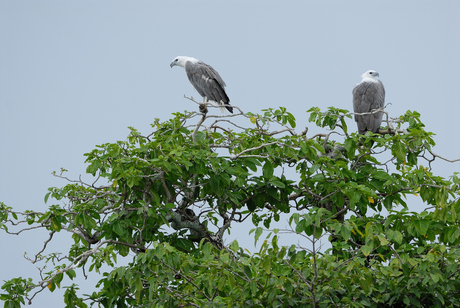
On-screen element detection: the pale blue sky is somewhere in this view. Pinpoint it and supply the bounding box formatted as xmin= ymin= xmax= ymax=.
xmin=1 ymin=1 xmax=459 ymax=306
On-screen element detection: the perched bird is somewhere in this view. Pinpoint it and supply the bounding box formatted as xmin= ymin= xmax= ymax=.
xmin=352 ymin=70 xmax=385 ymax=134
xmin=170 ymin=56 xmax=233 ymax=113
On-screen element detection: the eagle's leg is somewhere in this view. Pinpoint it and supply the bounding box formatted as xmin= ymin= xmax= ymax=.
xmin=199 ymin=97 xmax=208 ymax=115
xmin=199 ymin=104 xmax=208 ymax=115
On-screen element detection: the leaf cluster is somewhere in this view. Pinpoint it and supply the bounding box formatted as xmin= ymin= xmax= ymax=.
xmin=1 ymin=106 xmax=459 ymax=307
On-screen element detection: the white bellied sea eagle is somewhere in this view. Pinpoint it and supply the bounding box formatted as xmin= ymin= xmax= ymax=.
xmin=352 ymin=70 xmax=385 ymax=134
xmin=170 ymin=56 xmax=233 ymax=113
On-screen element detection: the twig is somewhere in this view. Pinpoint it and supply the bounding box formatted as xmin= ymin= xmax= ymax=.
xmin=428 ymin=150 xmax=460 ymax=163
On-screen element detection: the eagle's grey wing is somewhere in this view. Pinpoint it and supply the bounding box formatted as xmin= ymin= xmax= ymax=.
xmin=185 ymin=62 xmax=206 ymax=98
xmin=353 ymin=81 xmax=385 ymax=134
xmin=185 ymin=62 xmax=233 ymax=113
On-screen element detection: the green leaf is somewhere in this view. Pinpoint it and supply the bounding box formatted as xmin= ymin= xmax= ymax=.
xmin=287 ymin=114 xmax=296 ymax=128
xmin=229 ymin=240 xmax=239 ymax=252
xmin=262 ymin=258 xmax=271 ymax=274
xmin=217 ymin=275 xmax=227 ymax=291
xmin=254 ymin=227 xmax=263 ymax=246
xmin=394 ymin=230 xmax=403 ymax=244
xmin=361 ymin=244 xmax=373 ymax=257
xmin=263 ymin=162 xmax=274 ymax=179
xmin=341 ymin=224 xmax=351 ymax=241
xmin=44 ymin=192 xmax=51 ymax=204
xmin=66 ymin=270 xmax=76 ymax=280
xmin=284 ymin=280 xmax=293 ymax=294
xmin=244 ymin=266 xmax=252 ymax=279
xmin=340 ymin=117 xmax=348 ymax=134
xmin=393 ymin=141 xmax=406 ymax=161
xmin=414 ymin=219 xmax=429 ymax=236
xmin=54 ymin=273 xmax=63 ymax=288
xmin=176 ymin=238 xmax=193 ymax=251
xmin=378 ymin=234 xmax=389 ymax=245
xmin=372 ymin=170 xmax=393 ymax=181
xmin=270 ymin=180 xmax=285 ymax=188
xmin=113 ymin=221 xmax=125 ymax=237
xmin=430 ymin=273 xmax=440 ymax=283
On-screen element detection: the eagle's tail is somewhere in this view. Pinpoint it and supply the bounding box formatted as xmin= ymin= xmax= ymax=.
xmin=223 ymin=103 xmax=233 ymax=114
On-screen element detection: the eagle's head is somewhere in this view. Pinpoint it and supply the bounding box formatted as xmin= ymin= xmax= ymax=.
xmin=170 ymin=56 xmax=198 ymax=68
xmin=361 ymin=70 xmax=380 ymax=80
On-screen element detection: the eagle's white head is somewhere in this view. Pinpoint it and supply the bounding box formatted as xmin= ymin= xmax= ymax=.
xmin=361 ymin=70 xmax=380 ymax=82
xmin=170 ymin=56 xmax=199 ymax=68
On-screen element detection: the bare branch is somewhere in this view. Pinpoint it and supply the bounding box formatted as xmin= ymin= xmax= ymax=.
xmin=230 ymin=141 xmax=283 ymax=159
xmin=428 ymin=149 xmax=460 ymax=163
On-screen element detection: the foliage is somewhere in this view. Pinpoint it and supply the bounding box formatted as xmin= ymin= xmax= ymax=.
xmin=1 ymin=105 xmax=460 ymax=307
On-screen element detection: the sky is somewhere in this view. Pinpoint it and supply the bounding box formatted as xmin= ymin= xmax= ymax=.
xmin=1 ymin=1 xmax=459 ymax=306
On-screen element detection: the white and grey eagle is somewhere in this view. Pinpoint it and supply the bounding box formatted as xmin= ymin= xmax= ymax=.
xmin=352 ymin=70 xmax=385 ymax=134
xmin=170 ymin=56 xmax=233 ymax=113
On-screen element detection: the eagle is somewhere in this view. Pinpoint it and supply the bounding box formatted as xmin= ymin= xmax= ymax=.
xmin=170 ymin=56 xmax=233 ymax=113
xmin=352 ymin=70 xmax=385 ymax=134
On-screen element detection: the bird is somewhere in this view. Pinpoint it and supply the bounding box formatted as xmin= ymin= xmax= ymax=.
xmin=352 ymin=70 xmax=385 ymax=134
xmin=170 ymin=56 xmax=233 ymax=113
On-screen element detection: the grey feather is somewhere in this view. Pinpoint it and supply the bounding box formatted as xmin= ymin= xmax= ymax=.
xmin=185 ymin=61 xmax=233 ymax=113
xmin=353 ymin=79 xmax=385 ymax=134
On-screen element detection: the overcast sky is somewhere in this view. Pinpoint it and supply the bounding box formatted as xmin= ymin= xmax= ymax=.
xmin=1 ymin=1 xmax=459 ymax=306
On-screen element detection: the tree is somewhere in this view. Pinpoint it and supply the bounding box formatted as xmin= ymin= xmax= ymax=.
xmin=1 ymin=101 xmax=460 ymax=307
